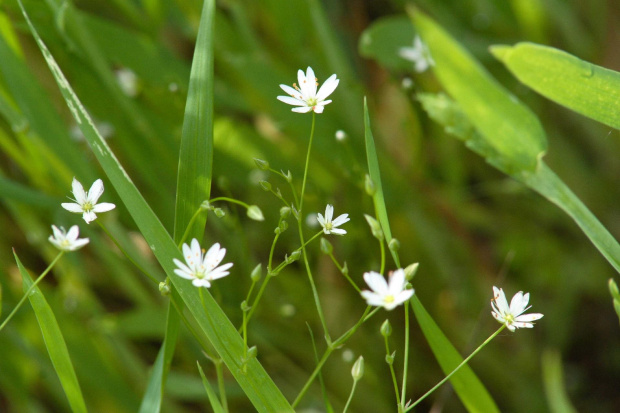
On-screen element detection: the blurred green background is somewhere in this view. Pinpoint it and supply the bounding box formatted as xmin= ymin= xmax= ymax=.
xmin=1 ymin=0 xmax=619 ymax=411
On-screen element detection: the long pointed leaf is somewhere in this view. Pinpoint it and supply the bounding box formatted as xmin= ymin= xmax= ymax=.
xmin=14 ymin=251 xmax=87 ymax=413
xmin=14 ymin=2 xmax=293 ymax=411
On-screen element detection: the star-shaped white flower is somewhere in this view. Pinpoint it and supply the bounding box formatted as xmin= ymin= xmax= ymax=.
xmin=399 ymin=35 xmax=435 ymax=73
xmin=491 ymin=286 xmax=543 ymax=332
xmin=361 ymin=270 xmax=414 ymax=310
xmin=277 ymin=67 xmax=339 ymax=113
xmin=61 ymin=178 xmax=116 ymax=224
xmin=173 ymin=239 xmax=233 ymax=288
xmin=317 ymin=204 xmax=350 ymax=235
xmin=48 ymin=225 xmax=90 ymax=252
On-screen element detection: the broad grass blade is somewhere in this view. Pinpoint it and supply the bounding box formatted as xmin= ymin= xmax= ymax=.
xmin=14 ymin=251 xmax=88 ymax=413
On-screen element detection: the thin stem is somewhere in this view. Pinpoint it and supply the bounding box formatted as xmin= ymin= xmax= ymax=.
xmin=405 ymin=326 xmax=506 ymax=411
xmin=178 ymin=206 xmax=206 ymax=247
xmin=385 ymin=334 xmax=401 ymax=406
xmin=293 ymin=347 xmax=333 ymax=408
xmin=400 ymin=301 xmax=410 ymax=408
xmin=342 ymin=380 xmax=358 ymax=413
xmin=299 ymin=112 xmax=316 ymax=211
xmin=214 ymin=359 xmax=229 ymax=413
xmin=97 ymin=221 xmax=159 ymax=284
xmin=379 ymin=237 xmax=386 ymax=275
xmin=209 ymin=196 xmax=251 ymax=209
xmin=327 ymin=254 xmax=359 ymax=292
xmin=0 ymin=252 xmax=64 ymax=332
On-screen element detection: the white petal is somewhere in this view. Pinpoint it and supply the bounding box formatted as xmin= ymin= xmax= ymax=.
xmin=192 ymin=278 xmax=211 ymax=288
xmin=181 ymin=242 xmax=192 ymax=261
xmin=363 ymin=271 xmax=389 ymax=294
xmin=512 ymin=322 xmax=534 ymax=329
xmin=325 ymin=204 xmax=334 ymax=222
xmin=66 ymin=225 xmax=80 ymax=241
xmin=506 ymin=324 xmax=516 ymax=332
xmin=277 ymin=96 xmax=305 ymax=106
xmin=83 ymin=211 xmax=97 ymax=224
xmin=51 ymin=225 xmax=64 ymax=239
xmin=174 ymin=268 xmax=194 ymax=280
xmin=360 ymin=291 xmax=385 ymax=307
xmin=394 ymin=289 xmax=414 ymax=305
xmin=292 ymin=106 xmax=313 ymax=113
xmin=332 ymin=214 xmax=350 ymax=227
xmin=388 ymin=270 xmax=406 ymax=295
xmin=190 ymin=239 xmax=202 ymax=260
xmin=510 ymin=291 xmax=526 ymax=315
xmin=279 ymin=84 xmax=303 ymax=99
xmin=70 ymin=238 xmax=90 ymax=250
xmin=87 ymin=179 xmax=105 ymax=204
xmin=493 ymin=287 xmax=510 ymax=313
xmin=330 ymin=228 xmax=347 ymax=235
xmin=316 ymin=213 xmax=326 ymax=227
xmin=304 ymin=67 xmax=317 ymax=97
xmin=62 ymin=203 xmax=84 ymax=213
xmin=93 ymin=203 xmax=116 ymax=213
xmin=316 ymin=75 xmax=339 ymax=101
xmin=515 ymin=313 xmax=543 ymax=322
xmin=313 ymin=105 xmax=324 ymax=114
xmin=204 ymin=243 xmax=224 ymax=268
xmin=71 ymin=178 xmax=87 ymax=203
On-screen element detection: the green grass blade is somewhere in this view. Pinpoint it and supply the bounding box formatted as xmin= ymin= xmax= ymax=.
xmin=542 ymin=350 xmax=578 ymax=413
xmin=491 ymin=42 xmax=620 ymax=130
xmin=13 ymin=251 xmax=88 ymax=413
xmin=174 ymin=0 xmax=214 ymax=242
xmin=15 ymin=2 xmax=293 ymax=411
xmin=363 ymin=98 xmax=399 ymax=266
xmin=411 ymin=296 xmax=500 ymax=413
xmin=411 ymin=9 xmax=547 ymax=174
xmin=197 ymin=362 xmax=226 ymax=413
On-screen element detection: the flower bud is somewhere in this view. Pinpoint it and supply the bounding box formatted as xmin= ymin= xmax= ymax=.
xmin=259 ymin=180 xmax=272 ymax=191
xmin=250 ymin=263 xmax=262 ymax=282
xmin=320 ymin=237 xmax=333 ymax=255
xmin=200 ymin=200 xmax=211 ymax=211
xmin=342 ymin=261 xmax=349 ymax=276
xmin=240 ymin=300 xmax=251 ymax=312
xmin=254 ymin=158 xmax=269 ymax=170
xmin=365 ymin=174 xmax=376 ymax=196
xmin=380 ymin=319 xmax=392 ymax=337
xmin=280 ymin=206 xmax=291 ymax=219
xmin=351 ymin=356 xmax=364 ymax=381
xmin=279 ymin=220 xmax=288 ymax=232
xmin=159 ymin=282 xmax=170 ymax=296
xmin=291 ymin=205 xmax=300 ymax=221
xmin=404 ymin=263 xmax=419 ymax=281
xmin=247 ymin=346 xmax=258 ymax=359
xmin=609 ymin=278 xmax=620 ymax=300
xmin=364 ymin=214 xmax=384 ymax=240
xmin=385 ymin=351 xmax=395 ymax=365
xmin=247 ymin=205 xmax=265 ymax=221
xmin=287 ymin=250 xmax=302 ymax=263
xmin=388 ymin=238 xmax=400 ymax=252
xmin=282 ymin=170 xmax=292 ymax=183
xmin=214 ymin=208 xmax=226 ymax=218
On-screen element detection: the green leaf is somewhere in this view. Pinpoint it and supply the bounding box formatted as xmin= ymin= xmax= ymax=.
xmin=197 ymin=362 xmax=225 ymax=413
xmin=542 ymin=350 xmax=577 ymax=413
xmin=411 ymin=9 xmax=547 ymax=173
xmin=14 ymin=251 xmax=88 ymax=413
xmin=491 ymin=42 xmax=620 ymax=130
xmin=174 ymin=0 xmax=215 ymax=242
xmin=14 ymin=1 xmax=293 ymax=411
xmin=359 ymin=16 xmax=416 ymax=71
xmin=363 ymin=98 xmax=399 ymax=266
xmin=411 ymin=296 xmax=500 ymax=413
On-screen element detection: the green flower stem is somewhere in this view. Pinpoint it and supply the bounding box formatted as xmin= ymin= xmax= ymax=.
xmin=97 ymin=221 xmax=159 ymax=284
xmin=268 ymin=230 xmax=282 ymax=273
xmin=405 ymin=325 xmax=506 ymax=412
xmin=0 ymin=251 xmax=64 ymax=332
xmin=379 ymin=237 xmax=386 ymax=275
xmin=269 ymin=168 xmax=300 ymax=208
xmin=400 ymin=300 xmax=410 ymax=409
xmin=327 ymin=253 xmax=359 ymax=292
xmin=384 ymin=333 xmax=401 ymax=406
xmin=209 ymin=196 xmax=251 ymax=209
xmin=342 ymin=378 xmax=359 ymax=413
xmin=178 ymin=206 xmax=206 ymax=247
xmin=215 ymin=358 xmax=229 ymax=413
xmin=293 ymin=306 xmax=380 ymax=408
xmin=299 ymin=112 xmax=316 ymax=211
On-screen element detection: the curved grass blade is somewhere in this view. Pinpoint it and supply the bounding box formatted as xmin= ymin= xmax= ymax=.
xmin=411 ymin=296 xmax=500 ymax=413
xmin=14 ymin=2 xmax=293 ymax=411
xmin=197 ymin=362 xmax=225 ymax=413
xmin=13 ymin=251 xmax=88 ymax=413
xmin=491 ymin=42 xmax=620 ymax=130
xmin=411 ymin=8 xmax=547 ymax=174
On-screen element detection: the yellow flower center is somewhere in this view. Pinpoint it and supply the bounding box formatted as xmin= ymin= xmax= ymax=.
xmin=384 ymin=295 xmax=395 ymax=304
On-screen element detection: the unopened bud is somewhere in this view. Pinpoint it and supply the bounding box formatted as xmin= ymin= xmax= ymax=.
xmin=385 ymin=351 xmax=395 ymax=365
xmin=364 ymin=214 xmax=384 ymax=240
xmin=214 ymin=208 xmax=226 ymax=218
xmin=351 ymin=356 xmax=364 ymax=381
xmin=259 ymin=180 xmax=272 ymax=191
xmin=388 ymin=238 xmax=400 ymax=252
xmin=404 ymin=263 xmax=419 ymax=281
xmin=247 ymin=205 xmax=265 ymax=221
xmin=240 ymin=300 xmax=251 ymax=312
xmin=380 ymin=319 xmax=392 ymax=337
xmin=279 ymin=220 xmax=289 ymax=232
xmin=609 ymin=278 xmax=620 ymax=299
xmin=200 ymin=200 xmax=211 ymax=210
xmin=282 ymin=170 xmax=292 ymax=183
xmin=365 ymin=175 xmax=376 ymax=196
xmin=159 ymin=282 xmax=170 ymax=296
xmin=254 ymin=158 xmax=269 ymax=170
xmin=342 ymin=261 xmax=349 ymax=276
xmin=291 ymin=205 xmax=300 ymax=221
xmin=280 ymin=206 xmax=291 ymax=219
xmin=320 ymin=238 xmax=333 ymax=254
xmin=287 ymin=250 xmax=302 ymax=263
xmin=246 ymin=346 xmax=258 ymax=359
xmin=250 ymin=263 xmax=262 ymax=282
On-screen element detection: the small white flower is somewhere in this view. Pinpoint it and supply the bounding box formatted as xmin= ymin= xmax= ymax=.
xmin=335 ymin=130 xmax=347 ymax=142
xmin=277 ymin=67 xmax=339 ymax=114
xmin=317 ymin=204 xmax=350 ymax=235
xmin=173 ymin=239 xmax=233 ymax=288
xmin=361 ymin=269 xmax=414 ymax=310
xmin=48 ymin=225 xmax=89 ymax=252
xmin=115 ymin=68 xmax=139 ymax=97
xmin=61 ymin=178 xmax=116 ymax=224
xmin=491 ymin=286 xmax=543 ymax=332
xmin=399 ymin=36 xmax=435 ymax=73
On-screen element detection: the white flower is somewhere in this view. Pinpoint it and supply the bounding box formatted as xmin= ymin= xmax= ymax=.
xmin=277 ymin=67 xmax=339 ymax=114
xmin=491 ymin=286 xmax=543 ymax=332
xmin=361 ymin=269 xmax=414 ymax=310
xmin=115 ymin=68 xmax=139 ymax=97
xmin=173 ymin=239 xmax=233 ymax=288
xmin=399 ymin=36 xmax=435 ymax=73
xmin=48 ymin=225 xmax=89 ymax=252
xmin=61 ymin=178 xmax=116 ymax=224
xmin=317 ymin=204 xmax=350 ymax=235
